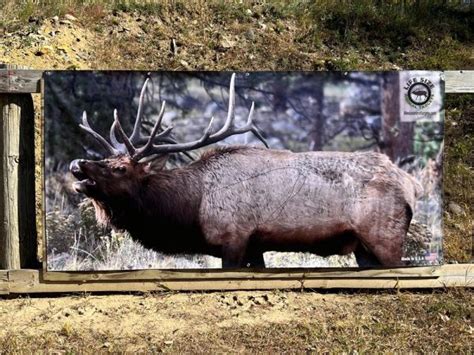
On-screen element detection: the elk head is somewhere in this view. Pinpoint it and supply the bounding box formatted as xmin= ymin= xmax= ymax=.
xmin=70 ymin=73 xmax=268 ymax=203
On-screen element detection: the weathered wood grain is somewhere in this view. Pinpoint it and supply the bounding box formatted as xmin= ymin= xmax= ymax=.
xmin=0 ymin=65 xmax=38 ymax=269
xmin=0 ymin=93 xmax=21 ymax=269
xmin=2 ymin=264 xmax=472 ymax=294
xmin=0 ymin=70 xmax=472 ymax=94
xmin=42 ymin=264 xmax=474 ymax=283
xmin=37 ymin=79 xmax=45 ymax=265
xmin=0 ymin=66 xmax=43 ymax=94
xmin=0 ymin=270 xmax=8 ymax=294
xmin=445 ymin=70 xmax=474 ymax=93
xmin=42 ymin=264 xmax=469 ymax=282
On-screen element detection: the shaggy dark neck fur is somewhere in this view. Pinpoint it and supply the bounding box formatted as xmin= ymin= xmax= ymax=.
xmin=92 ymin=164 xmax=209 ymax=254
xmin=90 ymin=147 xmax=254 ymax=256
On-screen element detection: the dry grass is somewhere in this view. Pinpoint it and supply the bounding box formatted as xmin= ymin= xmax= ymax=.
xmin=0 ymin=0 xmax=470 ymax=263
xmin=0 ymin=289 xmax=472 ymax=353
xmin=1 ymin=0 xmax=472 ymax=70
xmin=444 ymin=96 xmax=474 ymax=263
xmin=0 ymin=0 xmax=470 ymax=266
xmin=0 ymin=2 xmax=472 ymax=352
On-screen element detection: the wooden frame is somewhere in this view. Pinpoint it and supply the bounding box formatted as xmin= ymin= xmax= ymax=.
xmin=1 ymin=67 xmax=473 ymax=294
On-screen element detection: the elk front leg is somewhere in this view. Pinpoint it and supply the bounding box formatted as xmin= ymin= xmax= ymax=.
xmin=242 ymin=249 xmax=265 ymax=268
xmin=242 ymin=236 xmax=265 ymax=268
xmin=221 ymin=233 xmax=250 ymax=268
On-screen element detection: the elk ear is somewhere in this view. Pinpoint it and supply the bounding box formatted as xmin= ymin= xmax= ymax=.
xmin=144 ymin=154 xmax=169 ymax=174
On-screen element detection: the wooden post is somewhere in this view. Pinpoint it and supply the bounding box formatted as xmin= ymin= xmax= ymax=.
xmin=0 ymin=64 xmax=38 ymax=269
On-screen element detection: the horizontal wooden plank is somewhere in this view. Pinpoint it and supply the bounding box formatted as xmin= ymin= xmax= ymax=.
xmin=3 ymin=265 xmax=473 ymax=294
xmin=0 ymin=69 xmax=43 ymax=93
xmin=0 ymin=270 xmax=8 ymax=295
xmin=38 ymin=264 xmax=474 ymax=283
xmin=42 ymin=265 xmax=453 ymax=282
xmin=0 ymin=70 xmax=472 ymax=94
xmin=445 ymin=70 xmax=474 ymax=93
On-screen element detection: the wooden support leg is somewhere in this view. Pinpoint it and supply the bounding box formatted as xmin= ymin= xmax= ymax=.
xmin=0 ymin=65 xmax=38 ymax=269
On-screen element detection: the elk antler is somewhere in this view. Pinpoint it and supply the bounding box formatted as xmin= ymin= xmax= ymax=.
xmin=131 ymin=73 xmax=269 ymax=161
xmin=80 ymin=111 xmax=120 ymax=156
xmin=79 ymin=73 xmax=268 ymax=161
xmin=79 ymin=73 xmax=176 ymax=157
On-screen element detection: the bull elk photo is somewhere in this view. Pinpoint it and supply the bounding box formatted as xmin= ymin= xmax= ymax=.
xmin=43 ymin=71 xmax=444 ymax=270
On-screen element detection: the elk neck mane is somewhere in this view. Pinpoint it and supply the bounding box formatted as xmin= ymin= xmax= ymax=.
xmin=197 ymin=145 xmax=260 ymax=163
xmin=90 ymin=146 xmax=256 ymax=233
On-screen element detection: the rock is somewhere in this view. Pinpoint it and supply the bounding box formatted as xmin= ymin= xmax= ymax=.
xmin=164 ymin=340 xmax=173 ymax=346
xmin=116 ymin=26 xmax=129 ymax=33
xmin=34 ymin=45 xmax=53 ymax=56
xmin=179 ymin=60 xmax=190 ymax=69
xmin=449 ymin=202 xmax=465 ymax=216
xmin=51 ymin=16 xmax=59 ymax=23
xmin=64 ymin=14 xmax=77 ymax=21
xmin=59 ymin=19 xmax=72 ymax=25
xmin=244 ymin=29 xmax=255 ymax=40
xmin=219 ymin=36 xmax=235 ymax=50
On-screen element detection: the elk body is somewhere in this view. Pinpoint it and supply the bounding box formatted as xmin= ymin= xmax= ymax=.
xmin=70 ymin=74 xmax=421 ymax=268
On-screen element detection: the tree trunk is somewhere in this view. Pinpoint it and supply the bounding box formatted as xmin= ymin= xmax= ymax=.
xmin=310 ymin=80 xmax=325 ymax=151
xmin=381 ymin=72 xmax=414 ymax=162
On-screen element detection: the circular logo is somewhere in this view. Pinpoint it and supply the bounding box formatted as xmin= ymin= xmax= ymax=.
xmin=407 ymin=82 xmax=431 ymax=106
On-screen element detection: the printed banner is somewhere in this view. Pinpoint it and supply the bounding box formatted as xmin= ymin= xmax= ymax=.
xmin=43 ymin=71 xmax=444 ymax=271
xmin=400 ymin=70 xmax=444 ymax=122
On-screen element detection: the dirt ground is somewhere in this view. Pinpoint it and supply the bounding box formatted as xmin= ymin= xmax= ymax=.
xmin=0 ymin=290 xmax=472 ymax=353
xmin=0 ymin=3 xmax=473 ymax=353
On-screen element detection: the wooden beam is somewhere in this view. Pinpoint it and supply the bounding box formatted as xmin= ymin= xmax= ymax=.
xmin=0 ymin=270 xmax=8 ymax=295
xmin=0 ymin=64 xmax=38 ymax=269
xmin=0 ymin=70 xmax=472 ymax=94
xmin=1 ymin=265 xmax=472 ymax=294
xmin=0 ymin=66 xmax=43 ymax=94
xmin=42 ymin=265 xmax=455 ymax=282
xmin=445 ymin=70 xmax=474 ymax=93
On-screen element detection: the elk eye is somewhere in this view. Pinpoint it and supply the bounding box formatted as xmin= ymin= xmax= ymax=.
xmin=113 ymin=166 xmax=126 ymax=174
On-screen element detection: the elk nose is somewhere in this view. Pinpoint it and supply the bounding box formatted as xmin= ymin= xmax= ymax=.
xmin=69 ymin=159 xmax=85 ymax=173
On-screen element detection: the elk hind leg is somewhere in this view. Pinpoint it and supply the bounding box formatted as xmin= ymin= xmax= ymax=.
xmin=356 ymin=202 xmax=412 ymax=267
xmin=354 ymin=242 xmax=382 ymax=267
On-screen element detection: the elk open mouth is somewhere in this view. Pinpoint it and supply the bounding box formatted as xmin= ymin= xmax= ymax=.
xmin=69 ymin=159 xmax=96 ymax=194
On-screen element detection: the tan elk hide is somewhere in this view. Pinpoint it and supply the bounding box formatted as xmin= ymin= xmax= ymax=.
xmin=43 ymin=71 xmax=445 ymax=270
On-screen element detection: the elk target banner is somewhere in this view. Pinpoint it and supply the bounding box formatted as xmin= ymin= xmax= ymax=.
xmin=43 ymin=71 xmax=444 ymax=271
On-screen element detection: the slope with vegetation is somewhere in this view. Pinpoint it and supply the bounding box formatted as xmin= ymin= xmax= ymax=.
xmin=0 ymin=1 xmax=472 ymax=352
xmin=2 ymin=0 xmax=471 ymax=262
